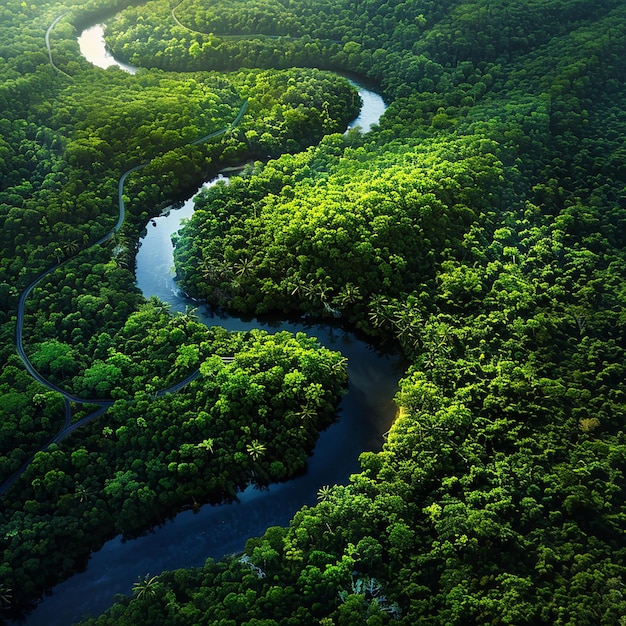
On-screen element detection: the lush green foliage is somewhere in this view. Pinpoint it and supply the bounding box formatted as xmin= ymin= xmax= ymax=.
xmin=83 ymin=0 xmax=626 ymax=625
xmin=1 ymin=0 xmax=626 ymax=624
xmin=2 ymin=320 xmax=347 ymax=603
xmin=174 ymin=133 xmax=504 ymax=321
xmin=0 ymin=0 xmax=355 ymax=615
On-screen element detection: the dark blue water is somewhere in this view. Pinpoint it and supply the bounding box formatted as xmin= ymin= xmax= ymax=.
xmin=21 ymin=194 xmax=403 ymax=624
xmin=18 ymin=25 xmax=395 ymax=626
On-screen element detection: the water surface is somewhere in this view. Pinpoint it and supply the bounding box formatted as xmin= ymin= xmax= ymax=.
xmin=77 ymin=24 xmax=137 ymax=74
xmin=17 ymin=23 xmax=395 ymax=626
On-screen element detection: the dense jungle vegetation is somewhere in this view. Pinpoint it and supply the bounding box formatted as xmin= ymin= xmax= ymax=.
xmin=1 ymin=0 xmax=625 ymax=624
xmin=0 ymin=0 xmax=357 ymax=616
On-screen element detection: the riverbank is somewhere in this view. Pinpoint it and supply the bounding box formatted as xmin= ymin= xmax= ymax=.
xmin=9 ymin=15 xmax=397 ymax=626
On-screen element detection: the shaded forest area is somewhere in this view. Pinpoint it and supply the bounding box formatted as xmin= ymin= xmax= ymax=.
xmin=1 ymin=0 xmax=625 ymax=624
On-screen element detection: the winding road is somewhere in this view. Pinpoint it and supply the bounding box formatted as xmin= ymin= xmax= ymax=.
xmin=4 ymin=13 xmax=397 ymax=625
xmin=1 ymin=23 xmax=249 ymax=497
xmin=45 ymin=13 xmax=72 ymax=79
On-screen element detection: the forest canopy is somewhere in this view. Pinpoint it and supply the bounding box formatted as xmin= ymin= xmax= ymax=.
xmin=0 ymin=0 xmax=625 ymax=624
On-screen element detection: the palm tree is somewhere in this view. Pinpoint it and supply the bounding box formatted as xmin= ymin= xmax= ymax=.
xmin=233 ymin=256 xmax=253 ymax=277
xmin=313 ymin=283 xmax=331 ymax=304
xmin=200 ymin=259 xmax=217 ymax=281
xmin=368 ymin=295 xmax=393 ymax=329
xmin=62 ymin=239 xmax=80 ymax=256
xmin=329 ymin=356 xmax=348 ymax=375
xmin=175 ymin=306 xmax=198 ymax=326
xmin=297 ymin=403 xmax=317 ymax=423
xmin=336 ymin=282 xmax=362 ymax=307
xmin=0 ymin=585 xmax=12 ymax=608
xmin=317 ymin=485 xmax=334 ymax=502
xmin=246 ymin=439 xmax=266 ymax=462
xmin=75 ymin=484 xmax=94 ymax=503
xmin=289 ymin=280 xmax=304 ymax=297
xmin=132 ymin=574 xmax=160 ymax=600
xmin=299 ymin=282 xmax=317 ymax=302
xmin=200 ymin=256 xmax=233 ymax=283
xmin=197 ymin=437 xmax=214 ymax=454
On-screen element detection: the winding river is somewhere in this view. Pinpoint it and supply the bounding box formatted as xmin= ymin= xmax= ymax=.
xmin=18 ymin=23 xmax=396 ymax=626
xmin=77 ymin=24 xmax=137 ymax=74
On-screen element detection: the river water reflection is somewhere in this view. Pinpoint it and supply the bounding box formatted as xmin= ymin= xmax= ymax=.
xmin=77 ymin=24 xmax=137 ymax=74
xmin=22 ymin=180 xmax=404 ymax=626
xmin=18 ymin=24 xmax=396 ymax=626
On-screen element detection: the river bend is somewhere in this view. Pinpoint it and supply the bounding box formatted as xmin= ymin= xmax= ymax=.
xmin=18 ymin=18 xmax=396 ymax=626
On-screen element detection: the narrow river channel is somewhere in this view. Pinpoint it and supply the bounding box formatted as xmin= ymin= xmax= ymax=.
xmin=18 ymin=24 xmax=398 ymax=626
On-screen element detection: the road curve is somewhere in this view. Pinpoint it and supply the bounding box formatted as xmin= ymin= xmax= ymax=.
xmin=45 ymin=13 xmax=72 ymax=78
xmin=4 ymin=20 xmax=250 ymax=498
